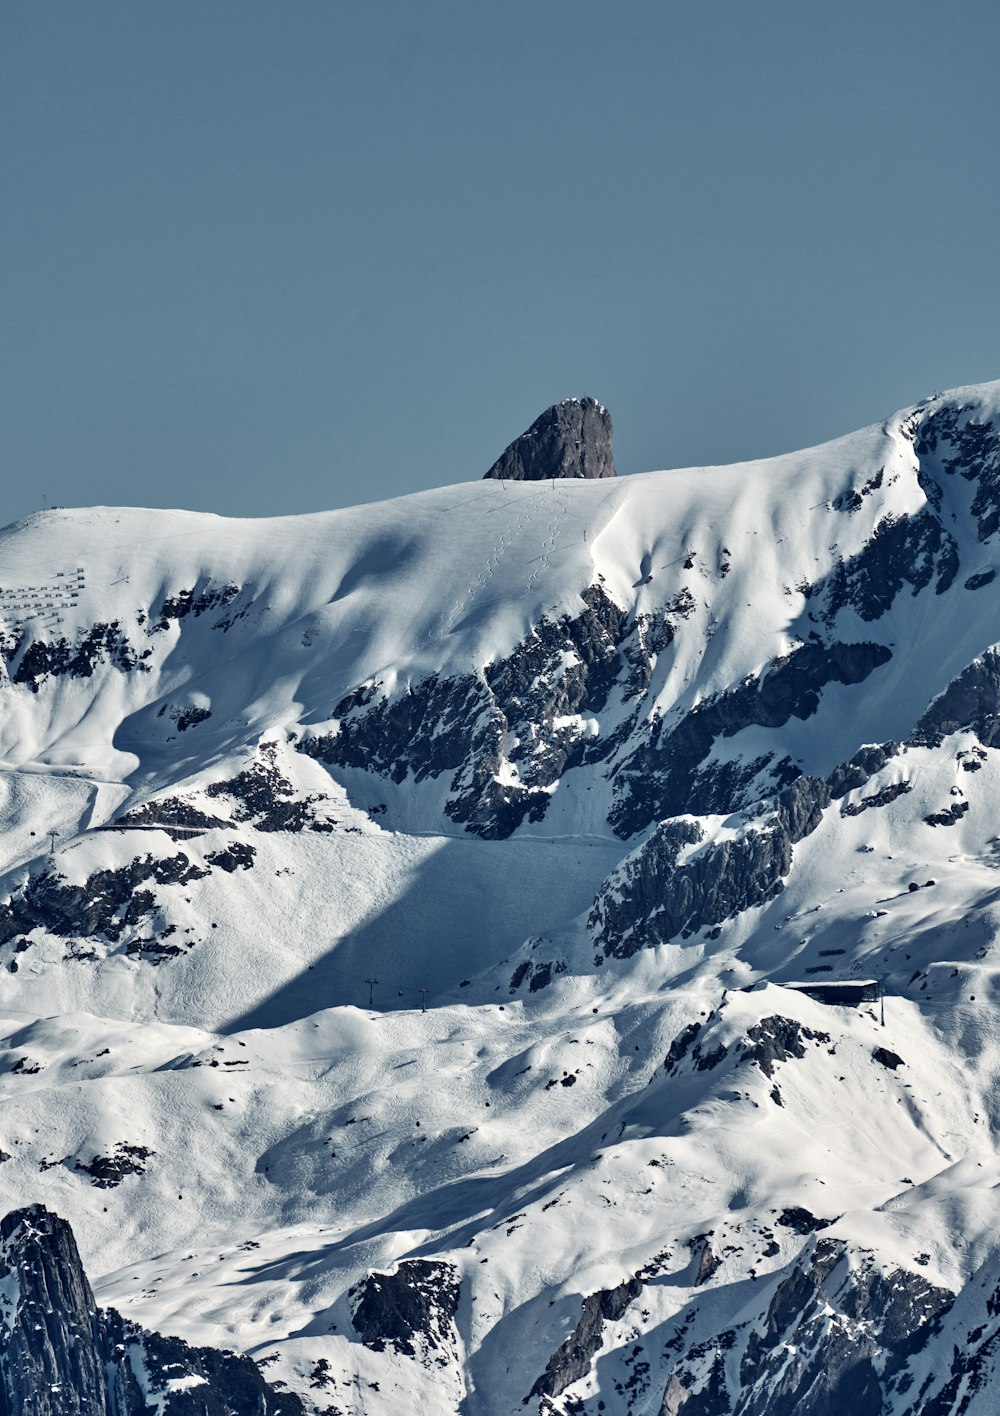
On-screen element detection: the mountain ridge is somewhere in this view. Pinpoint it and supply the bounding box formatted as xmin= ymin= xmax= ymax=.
xmin=1 ymin=380 xmax=1000 ymax=1411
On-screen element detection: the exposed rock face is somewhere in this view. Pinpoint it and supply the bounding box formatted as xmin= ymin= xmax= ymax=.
xmin=0 ymin=1204 xmax=302 ymax=1414
xmin=659 ymin=1238 xmax=951 ymax=1416
xmin=663 ymin=1019 xmax=707 ymax=1074
xmin=0 ymin=853 xmax=207 ymax=950
xmin=528 ymin=1274 xmax=642 ymax=1400
xmin=916 ymin=1247 xmax=1000 ymax=1413
xmin=590 ymin=709 xmax=944 ymax=962
xmin=301 ymin=583 xmax=662 ymax=838
xmin=483 ymin=397 xmax=615 ymax=482
xmin=804 ymin=506 xmax=959 ymax=624
xmin=351 ymin=1260 xmax=461 ymax=1366
xmin=744 ymin=1017 xmax=831 ymax=1078
xmin=5 ymin=621 xmax=149 ymax=694
xmin=826 ymin=742 xmax=900 ymax=799
xmin=840 ymin=780 xmax=911 ymax=816
xmin=910 ymin=646 xmax=1000 ymax=747
xmin=916 ymin=401 xmax=1000 ymax=542
xmin=151 ymin=581 xmax=244 ymax=631
xmin=609 ymin=641 xmax=891 ymax=837
xmin=301 ymin=587 xmax=888 ymax=846
xmin=206 ymin=743 xmax=333 ymax=833
xmin=114 ymin=797 xmax=229 ymax=833
xmin=204 ymin=842 xmax=256 ymax=873
xmin=591 ymin=776 xmax=832 ymax=958
xmin=0 ymin=1204 xmax=111 ymax=1415
xmin=74 ymin=1143 xmax=153 ymax=1188
xmin=924 ymin=801 xmax=969 ymax=827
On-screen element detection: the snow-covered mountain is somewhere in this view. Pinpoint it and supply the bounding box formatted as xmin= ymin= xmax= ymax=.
xmin=4 ymin=382 xmax=1000 ymax=1412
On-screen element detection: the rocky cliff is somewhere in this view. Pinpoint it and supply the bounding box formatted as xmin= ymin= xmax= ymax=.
xmin=483 ymin=396 xmax=615 ymax=481
xmin=0 ymin=1205 xmax=302 ymax=1415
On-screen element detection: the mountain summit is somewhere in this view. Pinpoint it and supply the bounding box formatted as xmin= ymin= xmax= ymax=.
xmin=483 ymin=395 xmax=615 ymax=481
xmin=4 ymin=381 xmax=1000 ymax=1411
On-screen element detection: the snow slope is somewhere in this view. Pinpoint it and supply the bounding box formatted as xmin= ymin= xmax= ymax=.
xmin=3 ymin=383 xmax=1000 ymax=1411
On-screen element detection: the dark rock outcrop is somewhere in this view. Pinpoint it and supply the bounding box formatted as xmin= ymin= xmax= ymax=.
xmin=0 ymin=1204 xmax=302 ymax=1414
xmin=914 ymin=1247 xmax=1000 ymax=1413
xmin=6 ymin=621 xmax=148 ymax=694
xmin=506 ymin=955 xmax=568 ymax=994
xmin=204 ymin=842 xmax=256 ymax=873
xmin=483 ymin=397 xmax=615 ymax=482
xmin=775 ymin=1207 xmax=833 ymax=1235
xmin=0 ymin=1204 xmax=112 ymax=1415
xmin=591 ymin=777 xmax=831 ymax=958
xmin=302 ymin=594 xmax=889 ymax=846
xmin=0 ymin=853 xmax=207 ymax=951
xmin=663 ymin=1014 xmax=830 ymax=1087
xmin=301 ymin=583 xmax=674 ymax=838
xmin=826 ymin=742 xmax=900 ymax=799
xmin=609 ymin=641 xmax=891 ymax=837
xmin=744 ymin=1017 xmax=830 ymax=1078
xmin=910 ymin=647 xmax=1000 ymax=748
xmin=663 ymin=1020 xmax=704 ymax=1075
xmin=114 ymin=797 xmax=230 ymax=833
xmin=810 ymin=509 xmax=959 ymax=624
xmin=351 ymin=1260 xmax=460 ymax=1366
xmin=840 ymin=780 xmax=911 ymax=816
xmin=916 ymin=401 xmax=1000 ymax=542
xmin=793 ymin=403 xmax=975 ymax=627
xmin=528 ymin=1274 xmax=642 ymax=1401
xmin=692 ymin=1240 xmax=722 ymax=1287
xmin=73 ymin=1143 xmax=152 ymax=1188
xmin=924 ymin=801 xmax=969 ymax=827
xmin=659 ymin=1238 xmax=951 ymax=1416
xmin=206 ymin=744 xmax=332 ymax=833
xmin=151 ymin=581 xmax=244 ymax=632
xmin=964 ymin=569 xmax=996 ymax=591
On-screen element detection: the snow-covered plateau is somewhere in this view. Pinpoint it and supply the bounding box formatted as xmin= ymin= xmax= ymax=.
xmin=4 ymin=384 xmax=1000 ymax=1412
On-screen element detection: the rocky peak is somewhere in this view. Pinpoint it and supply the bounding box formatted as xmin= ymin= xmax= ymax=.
xmin=0 ymin=1204 xmax=110 ymax=1416
xmin=483 ymin=396 xmax=616 ymax=481
xmin=0 ymin=1204 xmax=304 ymax=1414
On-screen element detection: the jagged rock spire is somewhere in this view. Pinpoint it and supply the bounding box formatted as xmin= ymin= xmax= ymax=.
xmin=483 ymin=396 xmax=616 ymax=481
xmin=0 ymin=1204 xmax=111 ymax=1415
xmin=0 ymin=1204 xmax=305 ymax=1414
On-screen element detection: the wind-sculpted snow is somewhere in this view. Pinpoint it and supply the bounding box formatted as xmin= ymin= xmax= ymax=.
xmin=2 ymin=383 xmax=1000 ymax=1411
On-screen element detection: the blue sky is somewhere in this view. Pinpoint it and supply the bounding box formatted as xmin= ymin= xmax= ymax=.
xmin=2 ymin=1 xmax=999 ymax=524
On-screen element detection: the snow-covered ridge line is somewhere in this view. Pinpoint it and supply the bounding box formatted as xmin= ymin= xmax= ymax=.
xmin=0 ymin=380 xmax=999 ymax=1412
